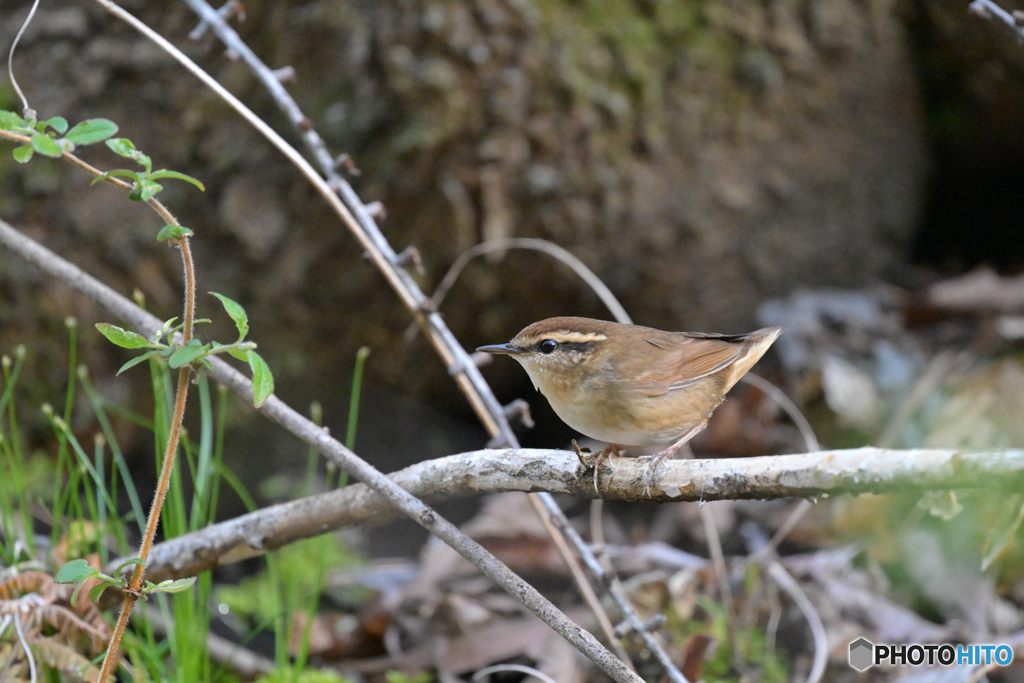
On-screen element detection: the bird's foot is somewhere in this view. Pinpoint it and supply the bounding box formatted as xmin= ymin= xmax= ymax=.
xmin=642 ymin=424 xmax=707 ymax=497
xmin=642 ymin=452 xmax=670 ymax=498
xmin=573 ymin=441 xmax=620 ymax=496
xmin=591 ymin=445 xmax=621 ymax=495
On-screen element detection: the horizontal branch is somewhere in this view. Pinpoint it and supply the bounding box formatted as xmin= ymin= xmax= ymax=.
xmin=123 ymin=446 xmax=1024 ymax=584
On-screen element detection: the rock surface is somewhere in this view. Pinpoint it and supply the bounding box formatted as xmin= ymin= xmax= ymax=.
xmin=1 ymin=0 xmax=927 ymax=453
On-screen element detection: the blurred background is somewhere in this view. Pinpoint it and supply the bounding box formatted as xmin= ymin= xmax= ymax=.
xmin=1 ymin=0 xmax=1024 ymax=547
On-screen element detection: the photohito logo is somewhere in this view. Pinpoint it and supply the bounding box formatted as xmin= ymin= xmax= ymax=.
xmin=849 ymin=638 xmax=1014 ymax=671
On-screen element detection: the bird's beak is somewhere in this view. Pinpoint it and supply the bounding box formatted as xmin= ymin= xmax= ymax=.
xmin=476 ymin=343 xmax=526 ymax=356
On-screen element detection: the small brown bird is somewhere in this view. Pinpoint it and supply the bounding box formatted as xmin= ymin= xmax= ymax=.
xmin=478 ymin=317 xmax=782 ymax=492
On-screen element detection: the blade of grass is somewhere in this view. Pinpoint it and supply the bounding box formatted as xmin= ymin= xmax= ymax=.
xmin=1 ymin=348 xmax=34 ymax=555
xmin=338 ymin=346 xmax=370 ymax=489
xmin=78 ymin=368 xmax=147 ymax=536
xmin=190 ymin=374 xmax=215 ymax=531
xmin=95 ymin=434 xmax=109 ymax=565
xmin=63 ymin=317 xmax=78 ymax=423
xmin=205 ymin=385 xmax=229 ymax=527
xmin=304 ymin=401 xmax=322 ymax=497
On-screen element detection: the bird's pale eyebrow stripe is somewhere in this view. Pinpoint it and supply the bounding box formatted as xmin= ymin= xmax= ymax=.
xmin=549 ymin=332 xmax=608 ymax=343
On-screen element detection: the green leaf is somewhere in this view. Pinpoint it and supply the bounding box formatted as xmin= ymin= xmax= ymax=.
xmin=90 ymin=169 xmax=140 ymax=186
xmin=247 ymin=350 xmax=274 ymax=407
xmin=96 ymin=323 xmax=151 ymax=349
xmin=115 ymin=557 xmax=146 ymax=575
xmin=148 ymin=169 xmax=206 ymax=191
xmin=64 ymin=118 xmax=118 ymax=145
xmin=12 ymin=144 xmax=33 ymax=163
xmin=0 ymin=110 xmax=26 ymax=130
xmin=168 ymin=340 xmax=209 ymax=369
xmin=227 ymin=348 xmax=249 ymax=362
xmin=210 ymin=292 xmax=249 ymax=340
xmin=55 ymin=558 xmax=95 ymax=584
xmin=117 ymin=350 xmax=159 ymax=375
xmin=136 ymin=179 xmax=163 ymax=202
xmin=30 ymin=133 xmax=62 ymax=158
xmin=149 ymin=577 xmax=197 ymax=594
xmin=106 ymin=137 xmax=136 ymax=157
xmin=88 ymin=581 xmax=113 ymax=604
xmin=42 ymin=116 xmax=68 ymax=134
xmin=156 ymin=224 xmax=194 ymax=242
xmin=153 ymin=317 xmax=179 ymax=344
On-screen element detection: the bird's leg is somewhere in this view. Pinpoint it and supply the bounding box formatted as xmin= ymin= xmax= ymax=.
xmin=644 ymin=424 xmax=706 ymax=496
xmin=592 ymin=444 xmax=621 ymax=495
xmin=572 ymin=439 xmax=592 ymax=467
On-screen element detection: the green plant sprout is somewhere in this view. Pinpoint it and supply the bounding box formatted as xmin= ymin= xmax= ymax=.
xmin=94 ymin=291 xmax=274 ymax=407
xmin=54 ymin=557 xmax=197 ymax=606
xmin=94 ymin=137 xmax=205 ymax=202
xmin=0 ymin=110 xmax=118 ymax=161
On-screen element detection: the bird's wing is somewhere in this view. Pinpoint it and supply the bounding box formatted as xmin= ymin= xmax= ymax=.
xmin=617 ymin=331 xmax=746 ymax=397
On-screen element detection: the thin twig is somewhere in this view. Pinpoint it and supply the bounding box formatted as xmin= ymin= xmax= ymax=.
xmin=429 ymin=237 xmax=632 ymax=325
xmin=969 ymin=0 xmax=1024 ymax=41
xmin=741 ymin=373 xmax=820 ymax=561
xmin=473 ymin=664 xmax=559 ymax=683
xmin=766 ymin=561 xmax=827 ymax=683
xmin=700 ymin=504 xmax=739 ymax=670
xmin=6 ymin=0 xmax=41 ymax=117
xmin=741 ymin=373 xmax=819 ymax=452
xmin=876 ymin=352 xmax=955 ymax=449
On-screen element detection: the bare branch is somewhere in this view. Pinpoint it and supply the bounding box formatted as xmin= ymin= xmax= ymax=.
xmin=112 ymin=446 xmax=1024 ymax=585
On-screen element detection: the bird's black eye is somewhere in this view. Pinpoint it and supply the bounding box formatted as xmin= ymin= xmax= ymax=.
xmin=539 ymin=339 xmax=558 ymax=355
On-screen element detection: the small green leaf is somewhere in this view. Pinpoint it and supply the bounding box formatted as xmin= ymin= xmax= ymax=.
xmin=12 ymin=144 xmax=33 ymax=163
xmin=168 ymin=340 xmax=209 ymax=369
xmin=55 ymin=558 xmax=95 ymax=584
xmin=228 ymin=348 xmax=249 ymax=362
xmin=153 ymin=317 xmax=179 ymax=344
xmin=106 ymin=137 xmax=136 ymax=157
xmin=30 ymin=133 xmax=62 ymax=157
xmin=148 ymin=169 xmax=205 ymax=191
xmin=156 ymin=224 xmax=194 ymax=242
xmin=63 ymin=118 xmax=118 ymax=145
xmin=41 ymin=116 xmax=68 ymax=134
xmin=96 ymin=323 xmax=151 ymax=349
xmin=91 ymin=169 xmax=140 ymax=186
xmin=0 ymin=110 xmax=25 ymax=130
xmin=137 ymin=179 xmax=163 ymax=202
xmin=248 ymin=350 xmax=274 ymax=407
xmin=117 ymin=350 xmax=159 ymax=375
xmin=149 ymin=577 xmax=197 ymax=594
xmin=210 ymin=292 xmax=249 ymax=340
xmin=115 ymin=557 xmax=146 ymax=575
xmin=88 ymin=581 xmax=113 ymax=604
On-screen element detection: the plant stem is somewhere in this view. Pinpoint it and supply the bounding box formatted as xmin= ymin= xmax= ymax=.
xmin=96 ymin=238 xmax=195 ymax=683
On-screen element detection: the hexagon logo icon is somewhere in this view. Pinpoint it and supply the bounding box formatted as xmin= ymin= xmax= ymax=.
xmin=849 ymin=637 xmax=874 ymax=671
